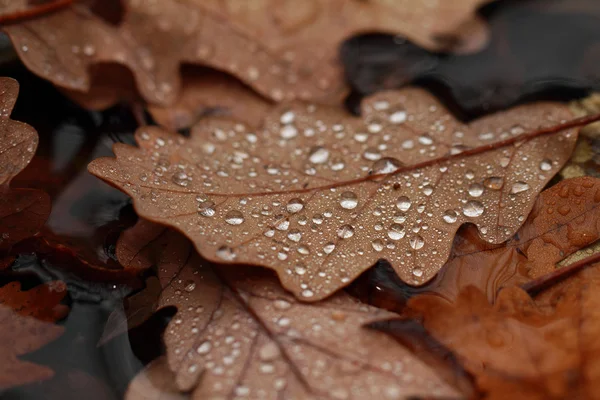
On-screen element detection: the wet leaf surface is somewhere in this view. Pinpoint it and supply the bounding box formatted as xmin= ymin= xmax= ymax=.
xmin=117 ymin=220 xmax=460 ymax=400
xmin=350 ymin=176 xmax=600 ymax=308
xmin=0 ymin=279 xmax=67 ymax=390
xmin=342 ymin=0 xmax=600 ymax=117
xmin=90 ymin=89 xmax=580 ymax=300
xmin=3 ymin=0 xmax=492 ymax=108
xmin=0 ymin=76 xmax=51 ymax=252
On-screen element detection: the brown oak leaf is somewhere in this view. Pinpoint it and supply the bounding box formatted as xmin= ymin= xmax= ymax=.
xmin=354 ymin=176 xmax=600 ymax=309
xmin=379 ymin=261 xmax=600 ymax=400
xmin=89 ymin=88 xmax=582 ymax=300
xmin=0 ymin=280 xmax=67 ymax=390
xmin=0 ymin=77 xmax=51 ymax=252
xmin=118 ymin=220 xmax=460 ymax=400
xmin=4 ymin=0 xmax=492 ymax=108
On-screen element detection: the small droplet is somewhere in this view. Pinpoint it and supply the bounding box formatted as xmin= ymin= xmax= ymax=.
xmin=396 ymin=196 xmax=412 ymax=211
xmin=412 ymin=268 xmax=423 ymax=277
xmin=302 ymin=289 xmax=314 ymax=298
xmin=287 ymin=230 xmax=302 ymax=242
xmin=442 ymin=210 xmax=458 ymax=223
xmin=422 ymin=184 xmax=434 ymax=196
xmin=216 ymin=246 xmax=236 ymax=261
xmin=418 ymin=134 xmax=433 ymax=145
xmin=363 ymin=147 xmax=381 ymax=161
xmin=468 ymin=183 xmax=484 ymax=197
xmin=539 ymin=159 xmax=552 ymax=171
xmin=280 ymin=110 xmax=295 ymax=124
xmin=323 ymin=242 xmax=336 ymax=254
xmin=198 ymin=201 xmax=216 ymax=217
xmin=225 ymin=210 xmax=245 ymax=225
xmin=286 ymin=198 xmax=304 ymax=213
xmin=280 ymin=125 xmax=298 ymax=139
xmin=371 ymin=239 xmax=384 ymax=252
xmin=259 ymin=342 xmax=280 ymax=361
xmin=371 ymin=157 xmax=402 ymax=174
xmin=387 ymin=224 xmax=406 ymax=240
xmin=484 ymin=176 xmax=504 ymax=190
xmin=337 ymin=225 xmax=355 ymax=239
xmin=274 ymin=299 xmax=291 ymax=310
xmin=409 ymin=235 xmax=425 ymax=250
xmin=171 ymin=171 xmax=189 ymax=187
xmin=339 ymin=191 xmax=358 ymax=210
xmin=184 ymin=281 xmax=196 ymax=292
xmin=308 ymin=146 xmax=330 ymax=164
xmin=462 ymin=201 xmax=484 ymax=217
xmin=294 ymin=264 xmax=307 ymax=275
xmin=197 ymin=341 xmax=212 ymax=354
xmin=389 ymin=110 xmax=407 ymax=124
xmin=511 ymin=181 xmax=530 ymax=194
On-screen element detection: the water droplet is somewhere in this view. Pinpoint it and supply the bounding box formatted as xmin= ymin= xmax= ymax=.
xmin=280 ymin=111 xmax=295 ymax=124
xmin=371 ymin=239 xmax=384 ymax=252
xmin=198 ymin=201 xmax=216 ymax=217
xmin=442 ymin=210 xmax=458 ymax=223
xmin=277 ymin=317 xmax=291 ymax=327
xmin=323 ymin=242 xmax=336 ymax=254
xmin=225 ymin=210 xmax=245 ymax=225
xmin=412 ymin=268 xmax=423 ymax=277
xmin=259 ymin=342 xmax=280 ymax=361
xmin=339 ymin=191 xmax=358 ymax=210
xmin=462 ymin=201 xmax=484 ymax=217
xmin=275 ymin=218 xmax=290 ymax=231
xmin=363 ymin=147 xmax=381 ymax=161
xmin=468 ymin=183 xmax=484 ymax=197
xmin=396 ymin=196 xmax=412 ymax=211
xmin=539 ymin=159 xmax=552 ymax=171
xmin=184 ymin=281 xmax=196 ymax=292
xmin=511 ymin=181 xmax=530 ymax=194
xmin=280 ymin=125 xmax=298 ymax=139
xmin=483 ymin=176 xmax=504 ymax=190
xmin=312 ymin=214 xmax=324 ymax=224
xmin=286 ymin=198 xmax=304 ymax=213
xmin=409 ymin=235 xmax=425 ymax=249
xmin=287 ymin=230 xmax=302 ymax=242
xmin=302 ymin=289 xmax=314 ymax=298
xmin=418 ymin=134 xmax=433 ymax=145
xmin=274 ymin=299 xmax=291 ymax=310
xmin=308 ymin=146 xmax=330 ymax=164
xmin=171 ymin=171 xmax=189 ymax=187
xmin=389 ymin=110 xmax=407 ymax=124
xmin=422 ymin=184 xmax=434 ymax=196
xmin=387 ymin=224 xmax=406 ymax=240
xmin=337 ymin=225 xmax=355 ymax=239
xmin=197 ymin=341 xmax=212 ymax=354
xmin=371 ymin=157 xmax=402 ymax=174
xmin=216 ymin=246 xmax=236 ymax=261
xmin=294 ymin=264 xmax=307 ymax=275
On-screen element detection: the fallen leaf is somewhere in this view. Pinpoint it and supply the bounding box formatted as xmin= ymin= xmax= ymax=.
xmin=351 ymin=176 xmax=600 ymax=309
xmin=0 ymin=280 xmax=67 ymax=390
xmin=342 ymin=0 xmax=600 ymax=116
xmin=118 ymin=220 xmax=460 ymax=399
xmin=4 ymin=0 xmax=492 ymax=108
xmin=0 ymin=77 xmax=51 ymax=252
xmin=0 ymin=0 xmax=72 ymax=24
xmin=380 ymin=258 xmax=600 ymax=400
xmin=147 ymin=69 xmax=273 ymax=131
xmin=89 ymin=88 xmax=583 ymax=300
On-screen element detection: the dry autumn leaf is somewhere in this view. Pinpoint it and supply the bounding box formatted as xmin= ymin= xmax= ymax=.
xmin=118 ymin=220 xmax=460 ymax=400
xmin=89 ymin=88 xmax=583 ymax=300
xmin=0 ymin=280 xmax=67 ymax=390
xmin=0 ymin=77 xmax=51 ymax=252
xmin=4 ymin=0 xmax=492 ymax=108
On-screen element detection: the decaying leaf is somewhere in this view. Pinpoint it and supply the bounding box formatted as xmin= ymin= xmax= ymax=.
xmin=0 ymin=77 xmax=51 ymax=251
xmin=4 ymin=0 xmax=492 ymax=108
xmin=0 ymin=280 xmax=67 ymax=390
xmin=89 ymin=88 xmax=582 ymax=300
xmin=382 ymin=259 xmax=600 ymax=400
xmin=118 ymin=220 xmax=459 ymax=400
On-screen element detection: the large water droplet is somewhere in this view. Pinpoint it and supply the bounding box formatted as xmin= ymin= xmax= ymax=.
xmin=216 ymin=246 xmax=236 ymax=260
xmin=280 ymin=110 xmax=295 ymax=124
xmin=323 ymin=242 xmax=336 ymax=254
xmin=371 ymin=239 xmax=384 ymax=252
xmin=337 ymin=225 xmax=355 ymax=239
xmin=442 ymin=210 xmax=458 ymax=223
xmin=308 ymin=146 xmax=330 ymax=164
xmin=197 ymin=341 xmax=212 ymax=354
xmin=511 ymin=181 xmax=530 ymax=194
xmin=422 ymin=184 xmax=434 ymax=196
xmin=387 ymin=224 xmax=406 ymax=240
xmin=172 ymin=171 xmax=189 ymax=187
xmin=389 ymin=110 xmax=407 ymax=124
xmin=280 ymin=125 xmax=298 ymax=139
xmin=287 ymin=230 xmax=302 ymax=242
xmin=462 ymin=201 xmax=484 ymax=217
xmin=396 ymin=196 xmax=412 ymax=211
xmin=225 ymin=210 xmax=245 ymax=225
xmin=286 ymin=198 xmax=304 ymax=213
xmin=468 ymin=183 xmax=484 ymax=197
xmin=339 ymin=191 xmax=358 ymax=210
